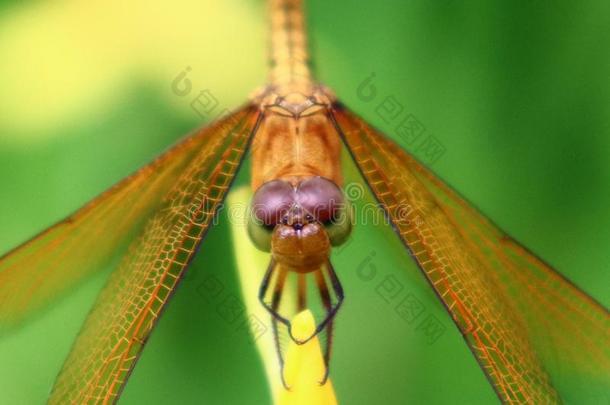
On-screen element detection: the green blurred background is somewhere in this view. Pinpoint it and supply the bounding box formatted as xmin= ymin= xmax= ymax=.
xmin=0 ymin=0 xmax=609 ymax=404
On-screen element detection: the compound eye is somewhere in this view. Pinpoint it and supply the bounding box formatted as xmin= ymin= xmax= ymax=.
xmin=296 ymin=177 xmax=345 ymax=223
xmin=324 ymin=203 xmax=353 ymax=246
xmin=247 ymin=217 xmax=273 ymax=252
xmin=251 ymin=180 xmax=295 ymax=226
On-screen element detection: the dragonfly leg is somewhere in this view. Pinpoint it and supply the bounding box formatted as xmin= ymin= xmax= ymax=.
xmin=272 ymin=316 xmax=290 ymax=390
xmin=258 ymin=260 xmax=291 ymax=389
xmin=297 ymin=272 xmax=306 ymax=312
xmin=319 ymin=321 xmax=333 ymax=386
xmin=314 ymin=264 xmax=344 ymax=385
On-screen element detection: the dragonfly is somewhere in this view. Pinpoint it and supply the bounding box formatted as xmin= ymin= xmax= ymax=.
xmin=1 ymin=0 xmax=609 ymax=403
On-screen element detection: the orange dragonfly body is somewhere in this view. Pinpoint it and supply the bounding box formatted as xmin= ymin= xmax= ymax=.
xmin=0 ymin=0 xmax=608 ymax=403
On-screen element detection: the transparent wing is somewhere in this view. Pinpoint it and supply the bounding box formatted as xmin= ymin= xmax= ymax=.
xmin=47 ymin=105 xmax=260 ymax=404
xmin=332 ymin=104 xmax=610 ymax=404
xmin=0 ymin=110 xmax=245 ymax=332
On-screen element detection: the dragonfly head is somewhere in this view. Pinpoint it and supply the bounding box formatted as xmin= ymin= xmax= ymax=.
xmin=248 ymin=177 xmax=352 ymax=270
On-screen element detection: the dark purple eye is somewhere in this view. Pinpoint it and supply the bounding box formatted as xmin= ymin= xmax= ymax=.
xmin=296 ymin=177 xmax=344 ymax=223
xmin=251 ymin=180 xmax=295 ymax=226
